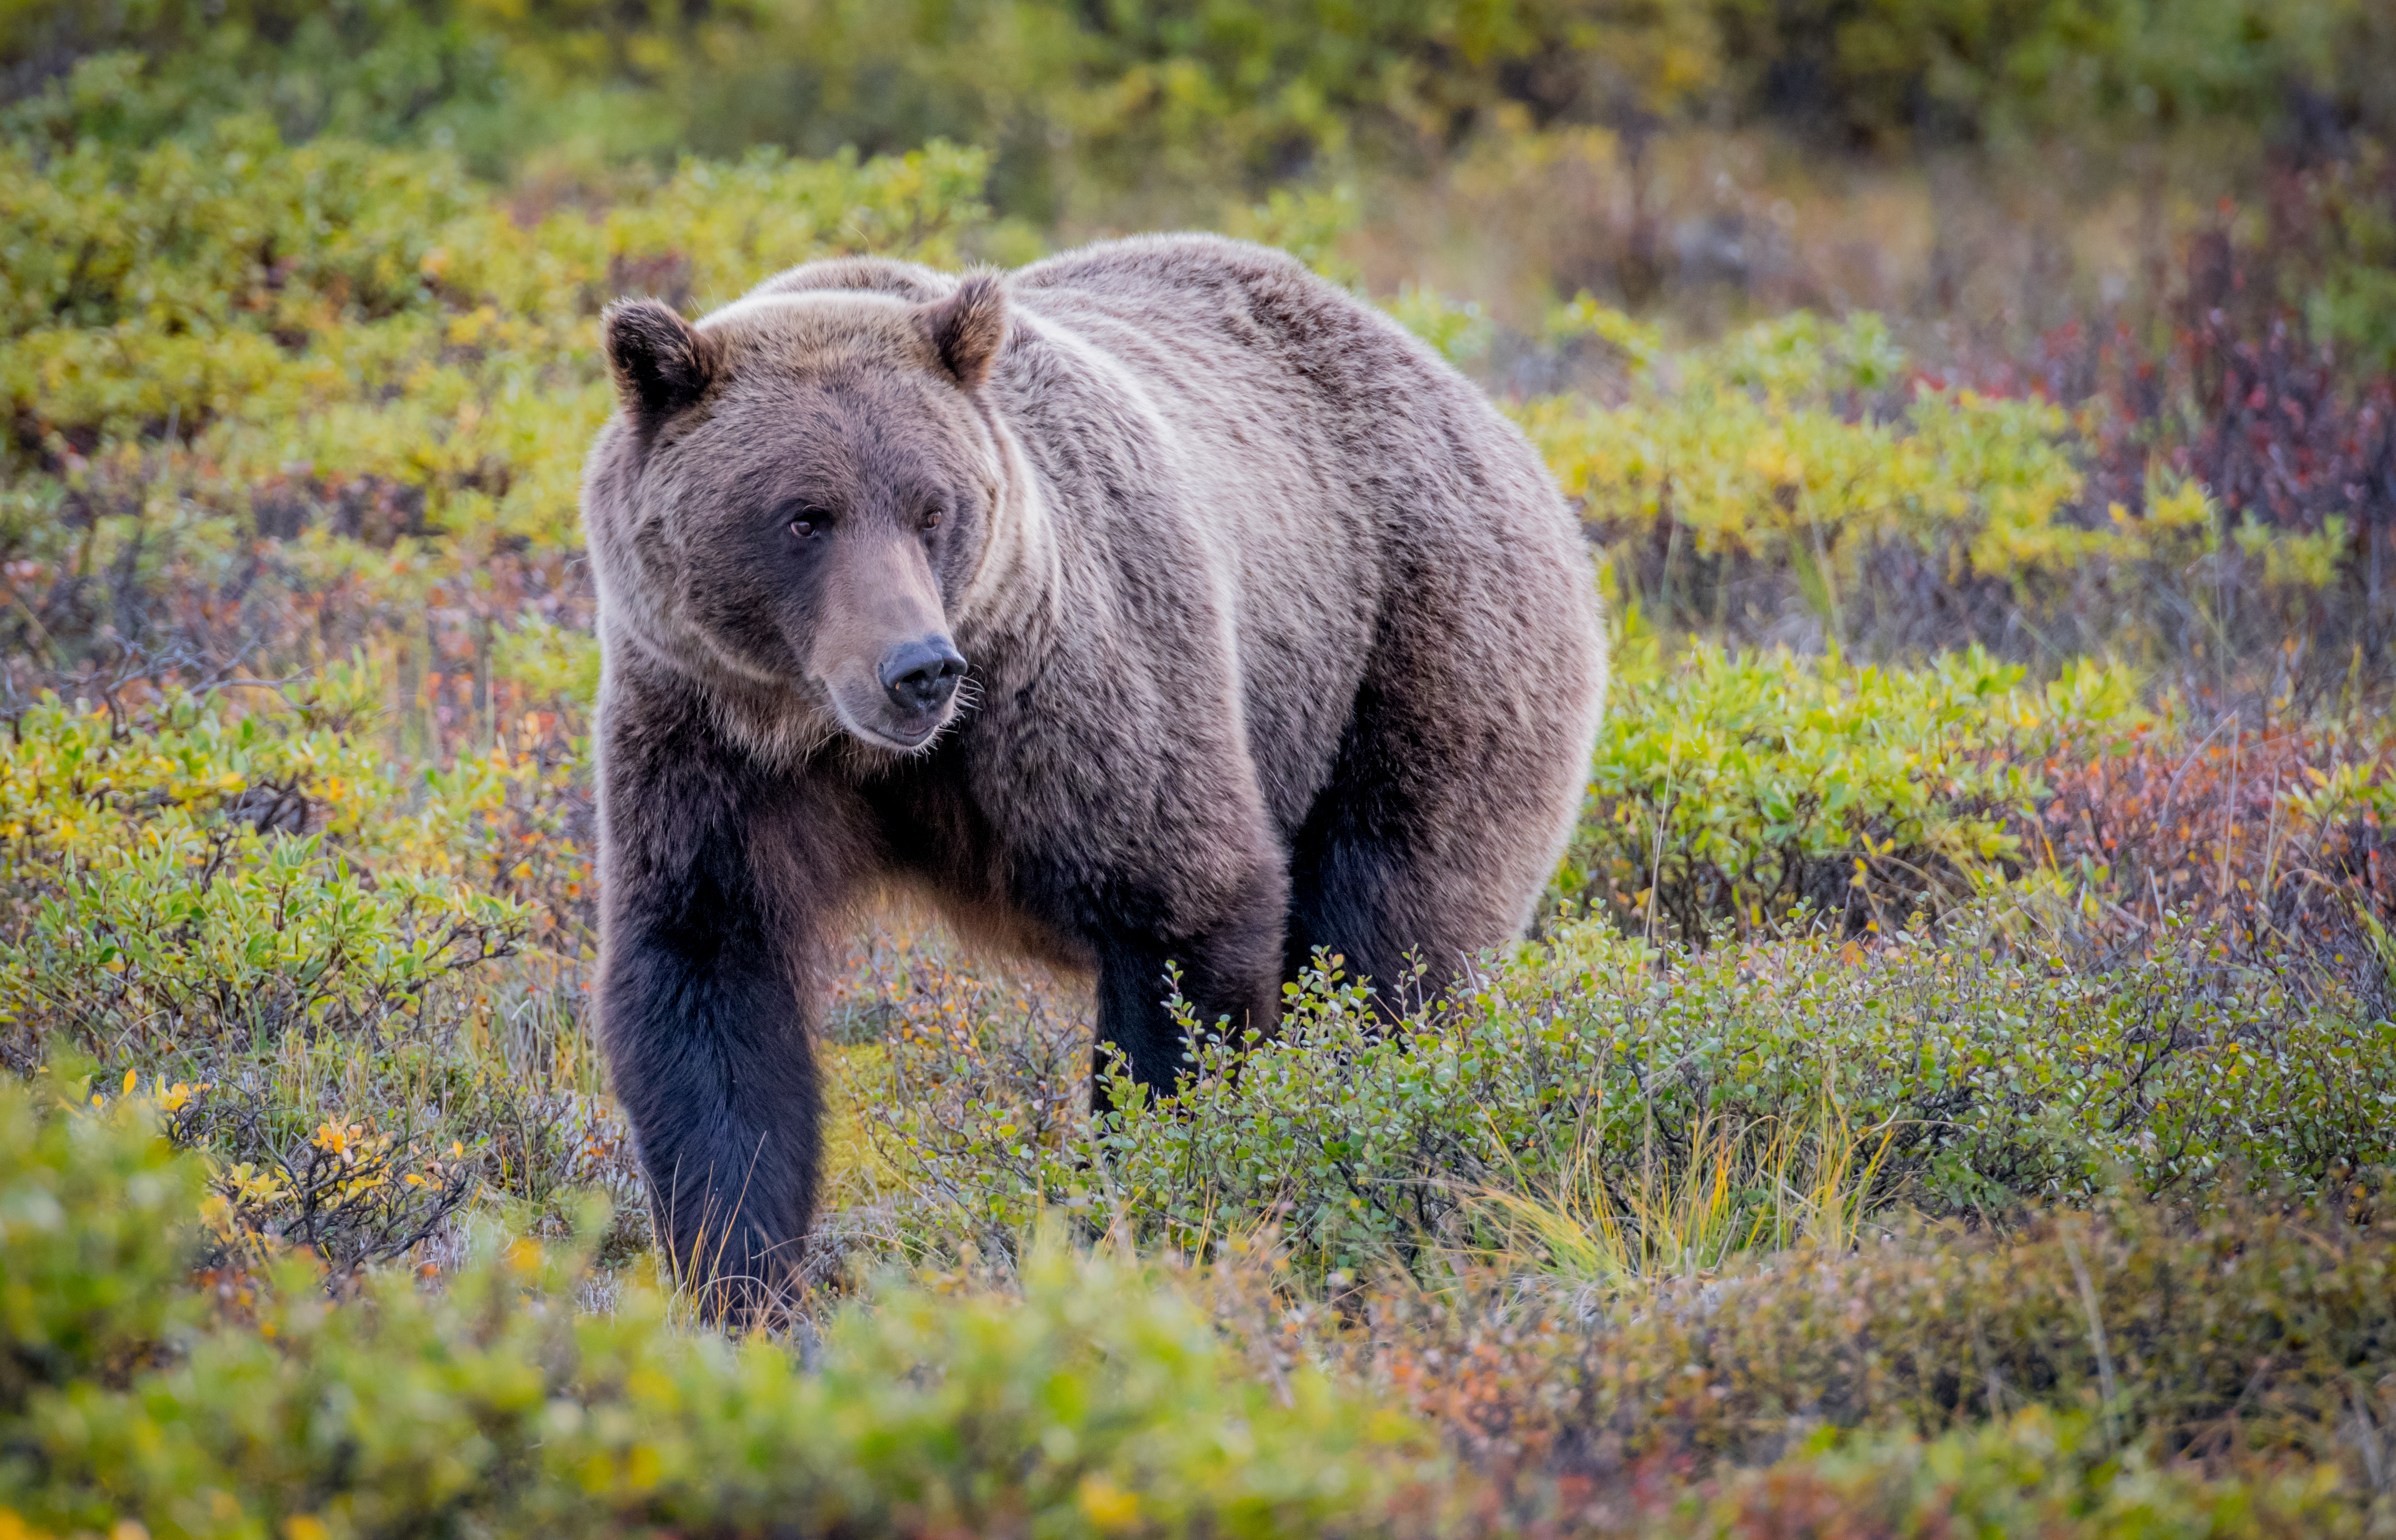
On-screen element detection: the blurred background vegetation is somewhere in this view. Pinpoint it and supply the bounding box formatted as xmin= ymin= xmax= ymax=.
xmin=7 ymin=0 xmax=2395 ymax=327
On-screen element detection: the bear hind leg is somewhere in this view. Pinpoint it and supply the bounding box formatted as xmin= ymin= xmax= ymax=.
xmin=1090 ymin=851 xmax=1287 ymax=1110
xmin=1282 ymin=712 xmax=1565 ymax=1019
xmin=1283 ymin=805 xmax=1460 ymax=1017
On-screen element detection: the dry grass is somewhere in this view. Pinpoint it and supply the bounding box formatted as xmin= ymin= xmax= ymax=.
xmin=1465 ymin=1070 xmax=1903 ymax=1289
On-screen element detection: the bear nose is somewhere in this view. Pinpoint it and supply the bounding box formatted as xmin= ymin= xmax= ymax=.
xmin=879 ymin=637 xmax=967 ymax=714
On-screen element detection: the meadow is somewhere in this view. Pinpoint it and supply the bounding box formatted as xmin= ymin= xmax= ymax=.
xmin=2 ymin=4 xmax=2395 ymax=1535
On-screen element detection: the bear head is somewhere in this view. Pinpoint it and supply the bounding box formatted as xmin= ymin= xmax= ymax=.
xmin=583 ymin=273 xmax=1014 ymax=756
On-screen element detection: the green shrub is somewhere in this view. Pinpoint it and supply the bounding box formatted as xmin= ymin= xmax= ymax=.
xmin=0 ymin=687 xmax=618 ymax=1270
xmin=1512 ymin=310 xmax=2318 ymax=659
xmin=0 ymin=692 xmax=526 ymax=1044
xmin=1 ymin=115 xmax=2368 ymax=692
xmin=1660 ymin=1412 xmax=2372 ymax=1539
xmin=0 ymin=1078 xmax=200 ymax=1417
xmin=7 ymin=1078 xmax=2392 ymax=1537
xmin=1359 ymin=1191 xmax=2396 ymax=1518
xmin=1557 ymin=643 xmax=2145 ymax=939
xmin=866 ymin=903 xmax=2396 ymax=1274
xmin=1 ymin=124 xmax=992 ymax=556
xmin=0 ymin=1079 xmax=1442 ymax=1540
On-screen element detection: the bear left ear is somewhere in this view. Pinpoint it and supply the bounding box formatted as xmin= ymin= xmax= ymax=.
xmin=604 ymin=298 xmax=716 ymax=423
xmin=919 ymin=272 xmax=1007 ymax=390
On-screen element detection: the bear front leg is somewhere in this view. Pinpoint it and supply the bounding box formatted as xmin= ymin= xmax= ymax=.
xmin=1090 ymin=853 xmax=1286 ymax=1110
xmin=595 ymin=679 xmax=852 ymax=1325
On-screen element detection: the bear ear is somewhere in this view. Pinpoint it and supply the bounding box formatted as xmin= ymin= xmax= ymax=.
xmin=603 ymin=298 xmax=716 ymax=422
xmin=919 ymin=271 xmax=1007 ymax=390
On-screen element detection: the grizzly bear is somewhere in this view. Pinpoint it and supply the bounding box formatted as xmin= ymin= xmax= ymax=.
xmin=583 ymin=235 xmax=1607 ymax=1318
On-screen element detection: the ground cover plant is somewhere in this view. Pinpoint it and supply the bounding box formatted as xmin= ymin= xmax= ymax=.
xmin=5 ymin=7 xmax=2396 ymax=1534
xmin=6 ymin=1063 xmax=2396 ymax=1536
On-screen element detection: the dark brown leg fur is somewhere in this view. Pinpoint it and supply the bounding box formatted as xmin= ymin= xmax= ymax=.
xmin=1088 ymin=850 xmax=1287 ymax=1111
xmin=596 ymin=673 xmax=867 ymax=1324
xmin=1283 ymin=665 xmax=1560 ymax=1018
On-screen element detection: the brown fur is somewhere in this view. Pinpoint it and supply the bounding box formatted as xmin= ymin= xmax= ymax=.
xmin=583 ymin=236 xmax=1607 ymax=1319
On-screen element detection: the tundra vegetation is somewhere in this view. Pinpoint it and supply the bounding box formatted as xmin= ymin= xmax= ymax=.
xmin=2 ymin=4 xmax=2395 ymax=1535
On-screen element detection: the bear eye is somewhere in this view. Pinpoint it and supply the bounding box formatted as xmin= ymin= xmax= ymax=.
xmin=786 ymin=506 xmax=828 ymax=539
xmin=920 ymin=507 xmax=943 ymax=532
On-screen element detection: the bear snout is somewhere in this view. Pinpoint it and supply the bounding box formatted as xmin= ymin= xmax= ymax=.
xmin=819 ymin=632 xmax=969 ymax=750
xmin=879 ymin=636 xmax=968 ymax=716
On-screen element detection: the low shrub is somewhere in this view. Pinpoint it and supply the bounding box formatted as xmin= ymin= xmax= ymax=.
xmin=0 ymin=686 xmax=625 ymax=1272
xmin=0 ymin=1079 xmax=1444 ymax=1540
xmin=1556 ymin=642 xmax=2142 ymax=940
xmin=13 ymin=0 xmax=2388 ymax=215
xmin=2029 ymin=712 xmax=2396 ymax=1001
xmin=0 ymin=121 xmax=994 ymax=585
xmin=8 ymin=1076 xmax=2395 ymax=1538
xmin=1560 ymin=639 xmax=2396 ymax=983
xmin=866 ymin=908 xmax=2396 ymax=1277
xmin=1355 ymin=1191 xmax=2396 ymax=1528
xmin=4 ymin=637 xmax=2385 ymax=1287
xmin=0 ymin=1079 xmax=200 ymax=1418
xmin=1518 ymin=311 xmax=2109 ymax=649
xmin=1518 ymin=305 xmax=2390 ymax=671
xmin=1577 ymin=1410 xmax=2374 ymax=1537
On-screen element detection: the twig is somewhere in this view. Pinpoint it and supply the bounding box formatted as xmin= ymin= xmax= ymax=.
xmin=2062 ymin=1229 xmax=2123 ymax=1453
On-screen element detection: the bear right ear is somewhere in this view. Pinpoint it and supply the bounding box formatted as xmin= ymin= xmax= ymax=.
xmin=603 ymin=298 xmax=716 ymax=422
xmin=918 ymin=271 xmax=1007 ymax=391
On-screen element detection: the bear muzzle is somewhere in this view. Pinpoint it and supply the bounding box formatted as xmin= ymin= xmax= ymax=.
xmin=819 ymin=631 xmax=968 ymax=751
xmin=879 ymin=637 xmax=967 ymax=719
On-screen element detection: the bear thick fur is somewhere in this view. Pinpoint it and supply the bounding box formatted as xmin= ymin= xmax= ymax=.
xmin=583 ymin=235 xmax=1607 ymax=1316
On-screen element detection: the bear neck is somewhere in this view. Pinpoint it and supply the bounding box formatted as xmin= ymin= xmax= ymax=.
xmin=946 ymin=410 xmax=1064 ymax=685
